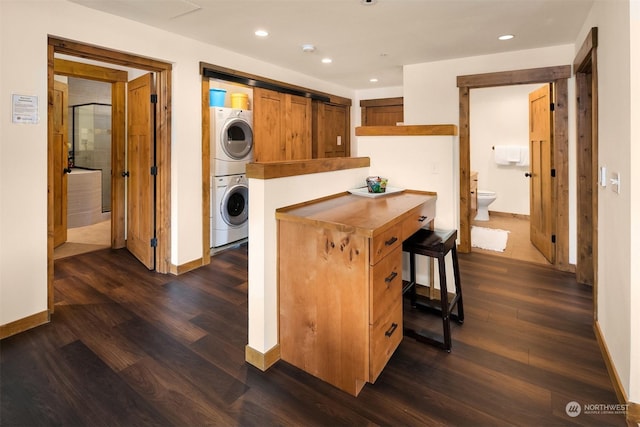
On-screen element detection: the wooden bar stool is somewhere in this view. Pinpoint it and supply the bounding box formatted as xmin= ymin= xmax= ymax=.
xmin=402 ymin=228 xmax=464 ymax=352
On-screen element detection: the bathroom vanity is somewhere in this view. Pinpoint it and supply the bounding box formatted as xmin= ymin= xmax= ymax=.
xmin=276 ymin=189 xmax=436 ymax=396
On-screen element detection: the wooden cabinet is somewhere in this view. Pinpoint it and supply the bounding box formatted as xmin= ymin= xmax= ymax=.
xmin=312 ymin=101 xmax=350 ymax=158
xmin=360 ymin=97 xmax=404 ymax=126
xmin=277 ymin=190 xmax=436 ymax=396
xmin=253 ymin=87 xmax=312 ymax=162
xmin=470 ymin=171 xmax=478 ymax=219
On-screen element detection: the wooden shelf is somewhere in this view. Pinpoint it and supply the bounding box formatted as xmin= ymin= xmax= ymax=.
xmin=246 ymin=156 xmax=370 ymax=180
xmin=355 ymin=124 xmax=458 ymax=136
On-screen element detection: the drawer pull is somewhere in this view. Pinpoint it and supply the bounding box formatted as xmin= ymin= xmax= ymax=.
xmin=385 ymin=271 xmax=398 ymax=283
xmin=385 ymin=236 xmax=398 ymax=246
xmin=418 ymin=215 xmax=428 ymax=222
xmin=385 ymin=322 xmax=398 ymax=337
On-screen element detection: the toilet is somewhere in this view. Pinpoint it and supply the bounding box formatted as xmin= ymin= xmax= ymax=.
xmin=475 ymin=190 xmax=497 ymax=221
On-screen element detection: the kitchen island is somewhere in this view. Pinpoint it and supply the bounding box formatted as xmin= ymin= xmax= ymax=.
xmin=276 ymin=189 xmax=436 ymax=396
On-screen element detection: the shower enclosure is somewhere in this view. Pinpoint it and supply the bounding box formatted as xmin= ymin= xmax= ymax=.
xmin=69 ymin=103 xmax=112 ymax=213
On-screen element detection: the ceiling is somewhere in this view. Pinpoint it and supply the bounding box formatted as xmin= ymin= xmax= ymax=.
xmin=68 ymin=0 xmax=594 ymax=90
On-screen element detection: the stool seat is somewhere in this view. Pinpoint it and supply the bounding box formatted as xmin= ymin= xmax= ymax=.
xmin=402 ymin=228 xmax=464 ymax=352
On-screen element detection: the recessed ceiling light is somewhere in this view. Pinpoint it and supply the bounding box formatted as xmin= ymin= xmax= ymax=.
xmin=301 ymin=44 xmax=316 ymax=53
xmin=255 ymin=29 xmax=269 ymax=37
xmin=321 ymin=58 xmax=332 ymax=64
xmin=361 ymin=0 xmax=377 ymax=5
xmin=369 ymin=78 xmax=379 ymax=83
xmin=498 ymin=34 xmax=514 ymax=41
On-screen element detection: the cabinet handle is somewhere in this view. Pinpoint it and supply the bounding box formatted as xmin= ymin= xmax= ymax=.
xmin=418 ymin=215 xmax=428 ymax=222
xmin=385 ymin=236 xmax=398 ymax=246
xmin=385 ymin=322 xmax=398 ymax=337
xmin=385 ymin=271 xmax=398 ymax=283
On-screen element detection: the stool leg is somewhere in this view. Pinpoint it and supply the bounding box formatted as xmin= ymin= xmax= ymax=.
xmin=451 ymin=246 xmax=464 ymax=323
xmin=437 ymin=255 xmax=452 ymax=352
xmin=409 ymin=252 xmax=417 ymax=307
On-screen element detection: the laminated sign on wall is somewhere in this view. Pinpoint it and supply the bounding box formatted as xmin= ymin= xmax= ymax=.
xmin=12 ymin=94 xmax=38 ymax=124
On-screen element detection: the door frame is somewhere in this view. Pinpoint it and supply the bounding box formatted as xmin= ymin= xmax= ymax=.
xmin=573 ymin=28 xmax=598 ymax=298
xmin=47 ymin=36 xmax=172 ymax=312
xmin=457 ymin=65 xmax=572 ymax=271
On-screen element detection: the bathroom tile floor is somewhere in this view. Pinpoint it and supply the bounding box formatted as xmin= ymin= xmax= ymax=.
xmin=471 ymin=212 xmax=551 ymax=265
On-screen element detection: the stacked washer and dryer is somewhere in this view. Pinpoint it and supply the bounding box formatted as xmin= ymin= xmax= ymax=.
xmin=210 ymin=107 xmax=253 ymax=248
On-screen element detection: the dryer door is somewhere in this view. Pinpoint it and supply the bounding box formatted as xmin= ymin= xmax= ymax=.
xmin=221 ymin=181 xmax=248 ymax=226
xmin=221 ymin=118 xmax=253 ymax=160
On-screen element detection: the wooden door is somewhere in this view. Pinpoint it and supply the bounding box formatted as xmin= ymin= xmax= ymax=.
xmin=313 ymin=103 xmax=348 ymax=158
xmin=285 ymin=93 xmax=311 ymax=160
xmin=528 ymin=84 xmax=555 ymax=263
xmin=53 ymin=80 xmax=69 ymax=248
xmin=360 ymin=97 xmax=404 ymax=126
xmin=253 ymin=88 xmax=284 ymax=162
xmin=127 ymin=73 xmax=156 ymax=270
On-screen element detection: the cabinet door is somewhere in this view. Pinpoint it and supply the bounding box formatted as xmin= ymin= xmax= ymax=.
xmin=285 ymin=93 xmax=311 ymax=160
xmin=253 ymin=87 xmax=284 ymax=162
xmin=312 ymin=102 xmax=350 ymax=159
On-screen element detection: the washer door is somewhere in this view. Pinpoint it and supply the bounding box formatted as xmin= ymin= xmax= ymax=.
xmin=221 ymin=181 xmax=248 ymax=226
xmin=220 ymin=118 xmax=253 ymax=160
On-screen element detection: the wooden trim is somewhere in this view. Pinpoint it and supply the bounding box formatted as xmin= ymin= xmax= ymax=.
xmin=459 ymin=86 xmax=471 ymax=252
xmin=54 ymin=58 xmax=128 ymax=82
xmin=202 ymin=77 xmax=211 ymax=267
xmin=50 ymin=36 xmax=171 ymax=72
xmin=355 ymin=124 xmax=458 ymax=136
xmin=574 ymin=27 xmax=598 ymax=72
xmin=628 ymin=402 xmax=640 ymax=424
xmin=359 ymin=97 xmax=403 ymax=107
xmin=593 ymin=321 xmax=627 ymax=404
xmin=200 ymin=61 xmax=351 ymax=107
xmin=456 ymin=66 xmax=570 ymax=274
xmin=245 ymin=344 xmax=280 ymax=371
xmin=0 ymin=311 xmax=49 ymax=339
xmin=457 ymin=65 xmax=572 ymax=88
xmin=170 ymin=257 xmax=205 ymax=275
xmin=246 ymin=157 xmax=370 ymax=180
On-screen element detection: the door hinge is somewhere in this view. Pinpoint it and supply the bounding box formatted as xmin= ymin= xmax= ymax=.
xmin=150 ymin=165 xmax=158 ymax=176
xmin=150 ymin=237 xmax=158 ymax=248
xmin=551 ymin=168 xmax=556 ymax=177
xmin=121 ymin=171 xmax=130 ymax=178
xmin=550 ymin=102 xmax=555 ymax=111
xmin=151 ymin=94 xmax=158 ymax=104
xmin=551 ymin=234 xmax=556 ymax=244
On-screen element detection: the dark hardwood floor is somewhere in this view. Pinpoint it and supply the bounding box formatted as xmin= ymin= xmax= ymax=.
xmin=1 ymin=245 xmax=626 ymax=426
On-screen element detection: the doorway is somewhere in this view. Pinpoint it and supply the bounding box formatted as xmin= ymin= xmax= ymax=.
xmin=457 ymin=65 xmax=572 ymax=273
xmin=47 ymin=36 xmax=173 ymax=313
xmin=468 ymin=83 xmax=551 ymax=265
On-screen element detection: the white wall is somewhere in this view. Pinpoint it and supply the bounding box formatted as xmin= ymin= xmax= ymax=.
xmin=247 ymin=168 xmax=368 ymax=353
xmin=575 ymin=0 xmax=638 ymax=404
xmin=470 ymin=84 xmax=542 ymax=216
xmin=0 ymin=0 xmax=353 ymax=327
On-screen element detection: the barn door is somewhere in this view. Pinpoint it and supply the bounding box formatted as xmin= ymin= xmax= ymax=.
xmin=528 ymin=84 xmax=555 ymax=263
xmin=126 ymin=73 xmax=156 ymax=270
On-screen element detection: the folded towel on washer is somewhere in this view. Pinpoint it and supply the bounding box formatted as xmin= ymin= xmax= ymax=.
xmin=494 ymin=145 xmax=524 ymax=165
